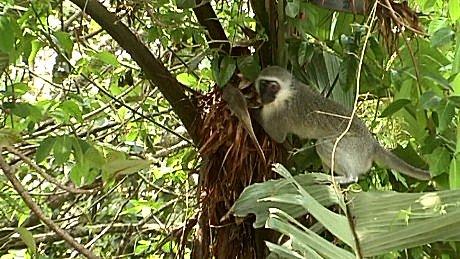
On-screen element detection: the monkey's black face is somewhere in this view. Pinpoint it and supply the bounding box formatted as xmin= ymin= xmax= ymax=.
xmin=259 ymin=79 xmax=280 ymax=104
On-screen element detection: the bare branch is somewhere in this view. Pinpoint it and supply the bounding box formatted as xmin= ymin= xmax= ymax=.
xmin=0 ymin=146 xmax=99 ymax=259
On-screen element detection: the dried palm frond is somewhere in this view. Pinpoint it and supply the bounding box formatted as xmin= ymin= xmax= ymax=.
xmin=193 ymin=83 xmax=282 ymax=258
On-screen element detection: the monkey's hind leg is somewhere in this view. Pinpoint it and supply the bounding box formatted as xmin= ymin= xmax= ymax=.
xmin=319 ymin=162 xmax=358 ymax=184
xmin=316 ymin=137 xmax=367 ymax=184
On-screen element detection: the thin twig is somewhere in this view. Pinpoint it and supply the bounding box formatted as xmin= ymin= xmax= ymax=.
xmin=329 ymin=1 xmax=379 ymax=258
xmin=4 ymin=146 xmax=96 ymax=194
xmin=0 ymin=146 xmax=99 ymax=259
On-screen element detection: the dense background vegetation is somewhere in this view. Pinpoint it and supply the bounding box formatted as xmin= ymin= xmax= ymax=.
xmin=1 ymin=0 xmax=460 ymax=258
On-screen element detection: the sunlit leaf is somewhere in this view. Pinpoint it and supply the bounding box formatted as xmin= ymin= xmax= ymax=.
xmin=176 ymin=72 xmax=198 ymax=87
xmin=350 ymin=190 xmax=460 ymax=256
xmin=449 ymin=0 xmax=460 ymax=21
xmin=423 ymin=73 xmax=453 ymax=90
xmin=70 ymin=162 xmax=91 ymax=186
xmin=449 ymin=155 xmax=460 ymax=189
xmin=0 ymin=128 xmax=22 ymax=145
xmin=431 ymin=27 xmax=454 ymax=48
xmin=36 ymin=136 xmax=56 ymax=163
xmin=15 ymin=227 xmax=36 ymax=255
xmin=94 ymin=51 xmax=119 ymax=66
xmin=103 ymin=159 xmax=152 ymax=181
xmin=267 ymin=209 xmax=355 ymax=259
xmin=53 ymin=135 xmax=73 ymax=165
xmin=60 ymin=100 xmax=83 ymax=122
xmin=436 ymin=100 xmax=455 ymax=132
xmin=53 ymin=31 xmax=74 ymax=56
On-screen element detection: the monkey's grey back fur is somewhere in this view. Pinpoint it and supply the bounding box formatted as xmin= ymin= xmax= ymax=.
xmin=255 ymin=66 xmax=431 ymax=183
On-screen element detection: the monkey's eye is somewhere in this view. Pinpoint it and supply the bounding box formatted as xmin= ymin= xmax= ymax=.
xmin=259 ymin=80 xmax=280 ymax=93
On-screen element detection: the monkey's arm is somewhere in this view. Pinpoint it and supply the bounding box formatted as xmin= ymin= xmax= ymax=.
xmin=252 ymin=109 xmax=287 ymax=143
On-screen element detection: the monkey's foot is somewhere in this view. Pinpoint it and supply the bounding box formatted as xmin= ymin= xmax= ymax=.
xmin=333 ymin=175 xmax=358 ymax=184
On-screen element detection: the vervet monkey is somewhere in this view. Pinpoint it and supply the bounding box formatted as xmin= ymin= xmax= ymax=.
xmin=255 ymin=66 xmax=431 ymax=184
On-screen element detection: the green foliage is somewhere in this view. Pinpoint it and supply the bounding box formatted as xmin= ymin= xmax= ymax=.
xmin=232 ymin=164 xmax=460 ymax=258
xmin=212 ymin=55 xmax=236 ymax=87
xmin=0 ymin=0 xmax=199 ymax=257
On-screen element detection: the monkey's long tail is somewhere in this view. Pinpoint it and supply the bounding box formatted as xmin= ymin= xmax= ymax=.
xmin=374 ymin=146 xmax=431 ymax=181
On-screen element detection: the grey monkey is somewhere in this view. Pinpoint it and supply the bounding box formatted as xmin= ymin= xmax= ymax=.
xmin=255 ymin=66 xmax=431 ymax=184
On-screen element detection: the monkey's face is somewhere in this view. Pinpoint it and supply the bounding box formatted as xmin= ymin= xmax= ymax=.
xmin=258 ymin=80 xmax=281 ymax=104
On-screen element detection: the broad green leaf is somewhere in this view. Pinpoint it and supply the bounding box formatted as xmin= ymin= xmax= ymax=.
xmin=36 ymin=137 xmax=56 ymax=163
xmin=431 ymin=27 xmax=454 ymax=48
xmin=176 ymin=0 xmax=195 ymax=9
xmin=176 ymin=72 xmax=198 ymax=87
xmin=135 ymin=240 xmax=152 ymax=255
xmin=266 ymin=242 xmax=306 ymax=259
xmin=69 ymin=162 xmax=91 ymax=186
xmin=60 ymin=100 xmax=83 ymax=122
xmin=449 ymin=0 xmax=460 ymax=21
xmin=85 ymin=146 xmax=105 ymax=169
xmin=423 ymin=73 xmax=453 ymax=90
xmin=237 ymin=55 xmax=260 ymax=80
xmin=424 ymin=0 xmax=437 ymax=9
xmin=392 ymin=144 xmax=428 ymax=169
xmin=338 ymin=54 xmax=358 ymax=92
xmin=267 ymin=209 xmax=355 ymax=259
xmin=219 ymin=56 xmax=236 ymax=87
xmin=53 ymin=135 xmax=73 ymax=165
xmin=456 ymin=116 xmax=460 ymax=154
xmin=72 ymin=137 xmax=85 ymax=163
xmin=10 ymin=102 xmax=31 ymax=118
xmin=213 ymin=56 xmax=236 ymax=87
xmin=285 ymin=1 xmax=300 ymax=18
xmin=436 ymin=100 xmax=455 ymax=132
xmin=369 ymin=37 xmax=384 ymax=64
xmin=380 ymin=99 xmax=411 ymax=117
xmin=453 ymin=29 xmax=460 ymax=74
xmin=451 ymin=73 xmax=460 ymax=95
xmin=49 ymin=108 xmax=69 ymax=122
xmin=231 ymin=173 xmax=337 ymax=228
xmin=297 ymin=41 xmax=314 ymax=66
xmin=94 ymin=51 xmax=119 ymax=66
xmin=449 ymin=156 xmax=460 ymax=189
xmin=0 ymin=51 xmax=8 ymax=70
xmin=3 ymin=82 xmax=29 ymax=97
xmin=426 ymin=146 xmax=451 ymax=176
xmin=53 ymin=31 xmax=74 ymax=55
xmin=0 ymin=128 xmax=21 ymax=145
xmin=452 ymin=120 xmax=460 ymax=189
xmin=28 ymin=39 xmax=43 ymax=65
xmin=273 ymin=164 xmax=353 ymax=247
xmin=349 ymin=190 xmax=460 ymax=256
xmin=15 ymin=227 xmax=36 ymax=255
xmin=102 ymin=158 xmax=152 ymax=181
xmin=419 ymin=91 xmax=442 ymax=109
xmin=0 ymin=15 xmax=18 ymax=53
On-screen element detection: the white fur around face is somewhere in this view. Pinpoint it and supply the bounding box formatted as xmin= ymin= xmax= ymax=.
xmin=258 ymin=76 xmax=293 ymax=116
